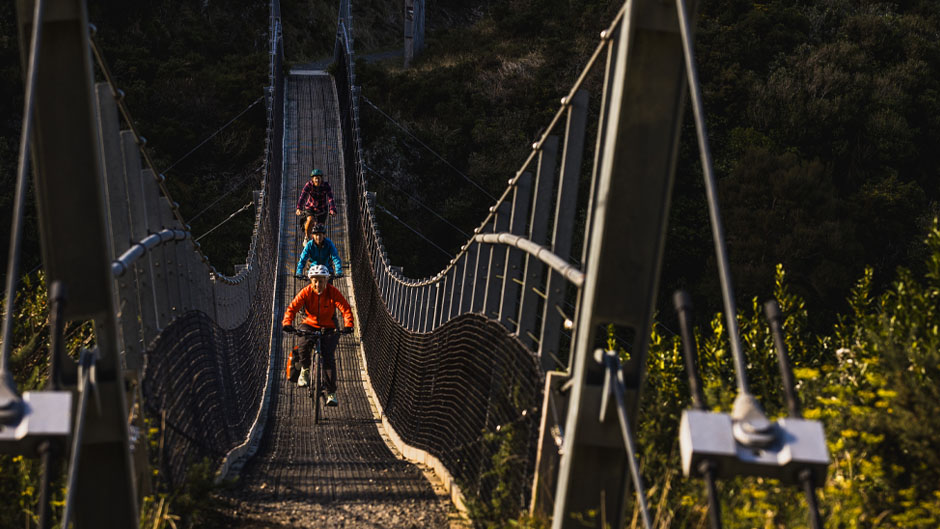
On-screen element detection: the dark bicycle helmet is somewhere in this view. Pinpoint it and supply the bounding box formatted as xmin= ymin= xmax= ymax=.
xmin=310 ymin=168 xmax=324 ymax=177
xmin=311 ymin=223 xmax=327 ymax=234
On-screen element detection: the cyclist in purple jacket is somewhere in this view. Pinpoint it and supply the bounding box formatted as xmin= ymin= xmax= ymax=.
xmin=295 ymin=168 xmax=336 ymax=243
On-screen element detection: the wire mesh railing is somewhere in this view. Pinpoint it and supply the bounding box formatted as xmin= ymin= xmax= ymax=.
xmin=331 ymin=2 xmax=629 ymax=516
xmin=2 ymin=0 xmax=283 ymax=523
xmin=135 ymin=2 xmax=284 ymax=487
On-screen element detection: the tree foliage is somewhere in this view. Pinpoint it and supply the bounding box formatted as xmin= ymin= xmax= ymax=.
xmin=629 ymin=220 xmax=940 ymax=528
xmin=359 ymin=0 xmax=940 ymax=324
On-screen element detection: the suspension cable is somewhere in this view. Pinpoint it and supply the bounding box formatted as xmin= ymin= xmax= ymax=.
xmin=88 ymin=33 xmax=191 ymax=231
xmin=195 ymin=202 xmax=254 ymax=242
xmin=675 ymin=0 xmax=749 ymax=394
xmin=374 ymin=203 xmax=454 ymax=259
xmin=162 ymin=96 xmax=263 ymax=174
xmin=1 ymin=0 xmax=47 ymax=426
xmin=187 ymin=166 xmax=262 ymax=224
xmin=361 ymin=96 xmax=496 ymax=200
xmin=363 ymin=164 xmax=470 ymax=237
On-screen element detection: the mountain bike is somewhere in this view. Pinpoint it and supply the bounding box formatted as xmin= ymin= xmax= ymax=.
xmin=283 ymin=326 xmax=350 ymax=423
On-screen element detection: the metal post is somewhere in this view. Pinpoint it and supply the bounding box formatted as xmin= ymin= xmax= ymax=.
xmin=410 ymin=284 xmax=420 ymax=331
xmin=140 ymin=169 xmax=172 ymax=330
xmin=408 ymin=282 xmax=418 ymax=330
xmin=16 ymin=1 xmax=138 ymax=525
xmin=396 ymin=277 xmax=405 ymax=323
xmin=434 ymin=277 xmax=446 ymax=329
xmin=460 ymin=245 xmax=477 ymax=314
xmin=499 ymin=172 xmax=533 ymax=330
xmin=552 ymin=0 xmax=694 ymax=526
xmin=120 ymin=133 xmax=158 ymax=346
xmin=159 ymin=202 xmax=182 ymax=321
xmin=469 ymin=240 xmax=487 ymax=313
xmin=540 ymin=90 xmax=589 ymax=371
xmin=482 ymin=202 xmax=510 ymax=318
xmin=418 ymin=284 xmax=428 ymax=332
xmin=423 ymin=280 xmax=433 ymax=330
xmin=448 ymin=259 xmax=462 ymax=322
xmin=517 ymin=139 xmax=558 ymax=348
xmin=424 ymin=283 xmax=434 ymax=332
xmin=95 ymin=83 xmax=143 ymax=368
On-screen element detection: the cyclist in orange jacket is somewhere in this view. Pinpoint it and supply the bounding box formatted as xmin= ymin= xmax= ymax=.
xmin=282 ymin=264 xmax=354 ymax=405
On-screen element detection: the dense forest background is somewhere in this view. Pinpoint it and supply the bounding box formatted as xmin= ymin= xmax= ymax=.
xmin=2 ymin=0 xmax=940 ymax=527
xmin=358 ymin=0 xmax=940 ymax=329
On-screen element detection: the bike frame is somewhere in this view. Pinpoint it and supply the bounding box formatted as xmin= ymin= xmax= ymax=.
xmin=284 ymin=327 xmax=333 ymax=423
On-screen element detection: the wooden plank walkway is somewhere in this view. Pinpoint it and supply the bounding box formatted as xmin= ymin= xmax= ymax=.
xmin=210 ymin=72 xmax=457 ymax=528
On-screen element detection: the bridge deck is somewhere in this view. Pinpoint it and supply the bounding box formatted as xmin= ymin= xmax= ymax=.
xmin=212 ymin=73 xmax=455 ymax=528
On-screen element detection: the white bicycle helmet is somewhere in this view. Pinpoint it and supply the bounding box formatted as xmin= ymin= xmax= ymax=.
xmin=307 ymin=264 xmax=331 ymax=279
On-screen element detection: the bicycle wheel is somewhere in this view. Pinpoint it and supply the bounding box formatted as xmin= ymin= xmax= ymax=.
xmin=312 ymin=343 xmax=322 ymax=424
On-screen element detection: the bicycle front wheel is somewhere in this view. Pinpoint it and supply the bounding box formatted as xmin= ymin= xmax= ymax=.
xmin=312 ymin=351 xmax=322 ymax=424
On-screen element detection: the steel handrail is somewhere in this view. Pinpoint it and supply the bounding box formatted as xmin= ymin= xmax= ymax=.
xmin=474 ymin=233 xmax=584 ymax=288
xmin=110 ymin=229 xmax=190 ymax=278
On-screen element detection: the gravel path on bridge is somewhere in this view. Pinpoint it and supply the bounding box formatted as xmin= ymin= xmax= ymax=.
xmin=209 ymin=72 xmax=459 ymax=529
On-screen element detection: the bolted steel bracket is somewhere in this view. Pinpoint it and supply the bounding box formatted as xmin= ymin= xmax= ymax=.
xmin=680 ymin=409 xmax=829 ymax=486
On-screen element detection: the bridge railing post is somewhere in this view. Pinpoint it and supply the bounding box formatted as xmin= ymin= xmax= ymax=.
xmin=417 ymin=282 xmax=426 ymax=331
xmin=446 ymin=259 xmax=461 ymax=323
xmin=540 ymin=90 xmax=589 ymax=371
xmin=420 ymin=283 xmax=430 ymax=332
xmin=158 ymin=190 xmax=183 ymax=322
xmin=517 ymin=138 xmax=559 ymax=349
xmin=427 ymin=281 xmax=437 ymax=332
xmin=419 ymin=282 xmax=427 ymax=331
xmin=552 ymin=0 xmax=695 ymax=524
xmin=460 ymin=244 xmax=477 ymax=314
xmin=433 ymin=277 xmax=445 ymax=330
xmin=393 ymin=271 xmax=404 ymax=322
xmin=499 ymin=171 xmax=533 ymax=331
xmin=443 ymin=253 xmax=467 ymax=323
xmin=140 ymin=169 xmax=173 ymax=331
xmin=402 ymin=277 xmax=410 ymax=326
xmin=96 ymin=83 xmax=140 ymax=366
xmin=406 ymin=282 xmax=416 ymax=330
xmin=120 ymin=133 xmax=159 ymax=347
xmin=482 ymin=201 xmax=511 ymax=319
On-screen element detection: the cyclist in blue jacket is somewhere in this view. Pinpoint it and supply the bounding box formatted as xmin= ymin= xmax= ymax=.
xmin=296 ymin=223 xmax=343 ymax=278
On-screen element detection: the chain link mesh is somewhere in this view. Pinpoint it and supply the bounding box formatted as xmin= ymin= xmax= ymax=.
xmin=334 ymin=24 xmax=544 ymax=515
xmin=140 ymin=7 xmax=284 ymax=486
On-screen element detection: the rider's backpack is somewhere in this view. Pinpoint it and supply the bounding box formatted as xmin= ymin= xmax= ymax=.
xmin=286 ymin=345 xmax=301 ymax=382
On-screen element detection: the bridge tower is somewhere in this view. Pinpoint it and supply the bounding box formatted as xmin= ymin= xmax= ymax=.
xmin=403 ymin=0 xmax=425 ymax=68
xmin=551 ymin=0 xmax=698 ymax=526
xmin=12 ymin=0 xmax=139 ymax=527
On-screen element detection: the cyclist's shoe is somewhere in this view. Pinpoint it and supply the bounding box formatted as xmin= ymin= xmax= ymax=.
xmin=326 ymin=393 xmax=338 ymax=407
xmin=298 ymin=367 xmax=309 ymax=387
xmin=302 ymin=236 xmax=308 ymax=246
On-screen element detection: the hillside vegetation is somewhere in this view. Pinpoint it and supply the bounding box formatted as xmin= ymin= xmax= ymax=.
xmin=3 ymin=0 xmax=940 ymax=527
xmin=355 ymin=1 xmax=940 ymax=526
xmin=358 ymin=0 xmax=940 ymax=326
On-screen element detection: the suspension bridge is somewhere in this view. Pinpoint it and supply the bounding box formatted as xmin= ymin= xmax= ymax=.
xmin=1 ymin=0 xmax=829 ymax=528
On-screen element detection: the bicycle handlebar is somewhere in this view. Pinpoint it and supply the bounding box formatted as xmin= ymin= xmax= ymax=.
xmin=282 ymin=326 xmax=353 ymax=336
